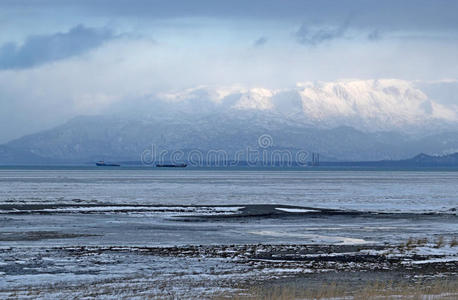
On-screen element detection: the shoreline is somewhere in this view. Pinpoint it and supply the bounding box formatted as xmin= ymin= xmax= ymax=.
xmin=1 ymin=241 xmax=457 ymax=299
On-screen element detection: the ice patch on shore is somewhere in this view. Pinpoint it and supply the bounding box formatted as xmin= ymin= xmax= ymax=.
xmin=247 ymin=230 xmax=368 ymax=245
xmin=275 ymin=208 xmax=318 ymax=213
xmin=0 ymin=206 xmax=245 ymax=216
xmin=361 ymin=244 xmax=458 ymax=265
xmin=411 ymin=257 xmax=458 ymax=264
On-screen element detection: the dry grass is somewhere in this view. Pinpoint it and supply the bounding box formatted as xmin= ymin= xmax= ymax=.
xmin=405 ymin=237 xmax=416 ymax=249
xmin=397 ymin=235 xmax=457 ymax=251
xmin=450 ymin=237 xmax=458 ymax=247
xmin=435 ymin=236 xmax=445 ymax=248
xmin=219 ymin=278 xmax=458 ymax=300
xmin=415 ymin=237 xmax=428 ymax=246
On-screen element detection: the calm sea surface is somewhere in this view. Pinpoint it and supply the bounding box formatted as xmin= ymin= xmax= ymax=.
xmin=0 ymin=167 xmax=457 ymax=212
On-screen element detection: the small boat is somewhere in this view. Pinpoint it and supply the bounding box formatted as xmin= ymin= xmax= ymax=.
xmin=96 ymin=161 xmax=120 ymax=167
xmin=156 ymin=163 xmax=187 ymax=168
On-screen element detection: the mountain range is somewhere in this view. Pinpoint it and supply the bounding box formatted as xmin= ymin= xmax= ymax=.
xmin=1 ymin=79 xmax=458 ymax=164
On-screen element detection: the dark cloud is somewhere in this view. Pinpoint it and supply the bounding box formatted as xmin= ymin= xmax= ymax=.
xmin=253 ymin=37 xmax=267 ymax=47
xmin=295 ymin=22 xmax=348 ymax=46
xmin=4 ymin=1 xmax=458 ymax=33
xmin=0 ymin=25 xmax=115 ymax=70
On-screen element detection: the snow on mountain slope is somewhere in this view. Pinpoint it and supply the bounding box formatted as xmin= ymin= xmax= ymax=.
xmin=3 ymin=79 xmax=458 ymax=163
xmin=153 ymin=79 xmax=457 ymax=132
xmin=232 ymin=88 xmax=274 ymax=110
xmin=296 ymin=79 xmax=457 ymax=130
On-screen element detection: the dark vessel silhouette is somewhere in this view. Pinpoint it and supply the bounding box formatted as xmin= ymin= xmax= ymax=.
xmin=96 ymin=161 xmax=120 ymax=167
xmin=156 ymin=163 xmax=187 ymax=168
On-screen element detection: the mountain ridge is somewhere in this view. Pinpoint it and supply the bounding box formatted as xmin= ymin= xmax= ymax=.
xmin=142 ymin=79 xmax=458 ymax=133
xmin=3 ymin=79 xmax=458 ymax=164
xmin=2 ymin=113 xmax=458 ymax=164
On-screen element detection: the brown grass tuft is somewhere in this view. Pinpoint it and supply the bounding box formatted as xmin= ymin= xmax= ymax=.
xmin=450 ymin=237 xmax=458 ymax=247
xmin=435 ymin=236 xmax=445 ymax=248
xmin=416 ymin=237 xmax=428 ymax=246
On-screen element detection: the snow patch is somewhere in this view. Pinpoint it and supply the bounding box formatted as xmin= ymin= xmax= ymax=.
xmin=275 ymin=208 xmax=318 ymax=213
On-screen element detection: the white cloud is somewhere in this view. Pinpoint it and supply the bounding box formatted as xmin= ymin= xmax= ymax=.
xmin=1 ymin=4 xmax=458 ymax=143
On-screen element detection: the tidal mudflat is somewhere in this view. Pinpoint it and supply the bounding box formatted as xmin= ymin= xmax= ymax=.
xmin=0 ymin=169 xmax=457 ymax=298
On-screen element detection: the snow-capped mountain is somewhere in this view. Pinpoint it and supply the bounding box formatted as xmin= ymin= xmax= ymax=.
xmin=2 ymin=79 xmax=458 ymax=164
xmin=147 ymin=79 xmax=457 ymax=133
xmin=296 ymin=79 xmax=457 ymax=132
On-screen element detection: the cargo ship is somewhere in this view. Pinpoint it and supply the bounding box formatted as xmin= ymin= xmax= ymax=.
xmin=156 ymin=163 xmax=187 ymax=168
xmin=96 ymin=161 xmax=120 ymax=167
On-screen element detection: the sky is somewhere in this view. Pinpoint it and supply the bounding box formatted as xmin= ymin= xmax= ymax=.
xmin=0 ymin=0 xmax=458 ymax=142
